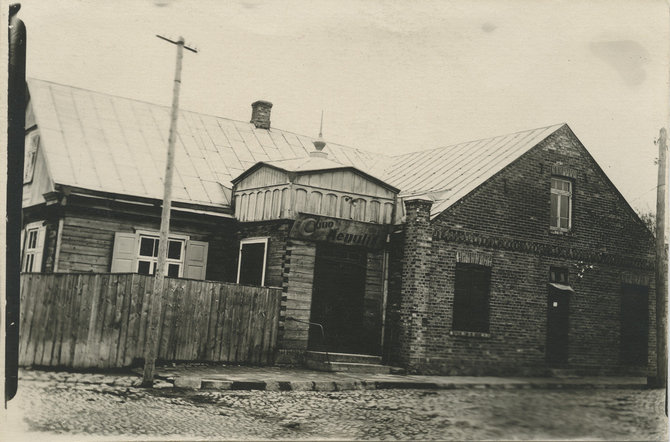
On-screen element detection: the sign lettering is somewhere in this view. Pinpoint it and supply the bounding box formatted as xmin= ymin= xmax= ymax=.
xmin=289 ymin=214 xmax=387 ymax=250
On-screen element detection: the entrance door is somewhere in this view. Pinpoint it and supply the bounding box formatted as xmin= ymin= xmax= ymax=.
xmin=546 ymin=289 xmax=569 ymax=365
xmin=309 ymin=244 xmax=368 ymax=354
xmin=620 ymin=284 xmax=648 ymax=366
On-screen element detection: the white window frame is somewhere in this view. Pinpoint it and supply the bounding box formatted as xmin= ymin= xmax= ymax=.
xmin=22 ymin=221 xmax=45 ymax=272
xmin=237 ymin=237 xmax=269 ymax=286
xmin=550 ymin=177 xmax=572 ymax=232
xmin=135 ymin=230 xmax=189 ymax=278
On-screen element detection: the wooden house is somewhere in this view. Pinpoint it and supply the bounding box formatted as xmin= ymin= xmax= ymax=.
xmin=22 ymin=79 xmax=656 ymax=376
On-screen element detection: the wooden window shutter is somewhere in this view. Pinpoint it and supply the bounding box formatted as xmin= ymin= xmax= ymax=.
xmin=110 ymin=232 xmax=137 ymax=272
xmin=32 ymin=224 xmax=46 ymax=272
xmin=184 ymin=240 xmax=208 ymax=280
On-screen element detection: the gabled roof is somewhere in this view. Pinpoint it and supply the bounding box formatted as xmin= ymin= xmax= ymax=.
xmin=27 ymin=78 xmax=383 ymax=208
xmin=27 ymin=78 xmax=572 ymax=218
xmin=233 ymin=156 xmax=400 ymax=193
xmin=385 ymin=123 xmax=566 ymax=217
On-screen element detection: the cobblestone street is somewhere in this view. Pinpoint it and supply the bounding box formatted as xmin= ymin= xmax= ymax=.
xmin=3 ymin=370 xmax=667 ymax=440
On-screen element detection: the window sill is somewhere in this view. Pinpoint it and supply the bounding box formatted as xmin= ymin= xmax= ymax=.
xmin=450 ymin=330 xmax=491 ymax=338
xmin=549 ymin=228 xmax=572 ymax=236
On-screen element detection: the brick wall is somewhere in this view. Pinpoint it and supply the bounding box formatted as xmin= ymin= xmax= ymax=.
xmin=388 ymin=125 xmax=656 ymax=375
xmin=397 ymin=198 xmax=433 ymax=371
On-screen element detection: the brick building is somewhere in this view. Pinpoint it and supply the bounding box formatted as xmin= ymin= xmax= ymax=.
xmin=22 ymin=79 xmax=655 ymax=376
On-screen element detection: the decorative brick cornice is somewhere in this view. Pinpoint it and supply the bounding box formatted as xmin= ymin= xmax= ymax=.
xmin=432 ymin=228 xmax=654 ymax=269
xmin=456 ymin=250 xmax=493 ymax=267
xmin=620 ymin=272 xmax=652 ymax=286
xmin=551 ymin=164 xmax=579 ymax=179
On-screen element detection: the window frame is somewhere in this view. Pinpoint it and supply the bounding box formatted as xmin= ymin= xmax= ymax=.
xmin=134 ymin=230 xmax=189 ymax=278
xmin=22 ymin=221 xmax=45 ymax=272
xmin=236 ymin=237 xmax=269 ymax=286
xmin=549 ymin=266 xmax=569 ymax=284
xmin=550 ymin=177 xmax=573 ymax=232
xmin=452 ymin=262 xmax=492 ymax=334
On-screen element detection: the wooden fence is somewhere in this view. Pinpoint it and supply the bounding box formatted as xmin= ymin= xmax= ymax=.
xmin=19 ymin=273 xmax=282 ymax=368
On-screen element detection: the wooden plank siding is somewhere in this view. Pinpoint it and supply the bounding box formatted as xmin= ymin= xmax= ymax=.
xmin=42 ymin=201 xmax=238 ymax=283
xmin=279 ymin=240 xmax=315 ymax=350
xmin=19 ymin=273 xmax=281 ymax=368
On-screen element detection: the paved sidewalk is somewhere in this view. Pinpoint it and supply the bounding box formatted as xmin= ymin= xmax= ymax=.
xmin=139 ymin=363 xmax=651 ymax=392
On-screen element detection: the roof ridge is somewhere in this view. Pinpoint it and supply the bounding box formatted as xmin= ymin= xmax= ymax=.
xmin=390 ymin=123 xmax=567 ymax=158
xmin=27 ymin=77 xmax=377 ymax=157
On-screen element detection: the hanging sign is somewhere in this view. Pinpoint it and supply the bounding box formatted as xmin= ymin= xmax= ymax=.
xmin=289 ymin=214 xmax=387 ymax=250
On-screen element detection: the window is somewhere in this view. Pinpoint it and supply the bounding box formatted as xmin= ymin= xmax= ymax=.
xmin=550 ymin=266 xmax=568 ymax=284
xmin=22 ymin=222 xmax=46 ymax=272
xmin=136 ymin=235 xmax=185 ymax=278
xmin=550 ymin=178 xmax=572 ymax=231
xmin=24 ymin=132 xmax=39 ymax=184
xmin=110 ymin=231 xmax=209 ymax=280
xmin=237 ymin=238 xmax=268 ymax=286
xmin=452 ymin=263 xmax=491 ymax=333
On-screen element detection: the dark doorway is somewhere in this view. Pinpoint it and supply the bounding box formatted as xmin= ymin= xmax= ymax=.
xmin=546 ymin=289 xmax=570 ymax=366
xmin=238 ymin=240 xmax=266 ymax=286
xmin=309 ymin=243 xmax=370 ymax=354
xmin=620 ymin=283 xmax=649 ymax=366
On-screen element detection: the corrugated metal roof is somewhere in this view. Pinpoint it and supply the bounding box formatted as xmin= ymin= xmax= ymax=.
xmin=384 ymin=123 xmax=566 ymax=217
xmin=28 ymin=78 xmax=564 ymax=217
xmin=27 ymin=79 xmax=383 ymax=208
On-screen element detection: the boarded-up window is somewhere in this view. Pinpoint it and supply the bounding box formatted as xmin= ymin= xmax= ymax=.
xmin=308 ymin=191 xmax=323 ymax=214
xmin=452 ymin=263 xmax=491 ymax=333
xmin=237 ymin=238 xmax=268 ymax=286
xmin=620 ymin=283 xmax=649 ymax=366
xmin=294 ymin=188 xmax=307 ymax=214
xmin=324 ymin=194 xmax=338 ymax=217
xmin=340 ymin=196 xmax=352 ymax=219
xmin=352 ymin=198 xmax=367 ymax=221
xmin=369 ymin=200 xmax=381 ymax=223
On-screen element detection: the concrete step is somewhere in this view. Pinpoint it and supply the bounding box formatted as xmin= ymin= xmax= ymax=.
xmin=305 ymin=351 xmax=382 ymax=365
xmin=305 ymin=359 xmax=392 ymax=374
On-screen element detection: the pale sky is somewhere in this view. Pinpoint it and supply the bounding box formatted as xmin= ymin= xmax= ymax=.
xmin=14 ymin=0 xmax=670 ymax=213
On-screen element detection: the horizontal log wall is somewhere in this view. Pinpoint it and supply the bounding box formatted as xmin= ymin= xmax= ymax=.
xmin=19 ymin=273 xmax=281 ymax=368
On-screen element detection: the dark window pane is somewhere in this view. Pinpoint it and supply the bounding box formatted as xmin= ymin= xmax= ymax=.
xmin=168 ymin=240 xmax=182 ymax=260
xmin=139 ymin=237 xmax=154 ymax=257
xmin=550 ymin=267 xmax=568 ymax=283
xmin=28 ymin=230 xmax=37 ymax=248
xmin=138 ymin=260 xmax=151 ymax=275
xmin=239 ymin=242 xmax=266 ymax=286
xmin=550 ymin=193 xmax=558 ymax=226
xmin=167 ymin=263 xmax=180 ymax=278
xmin=560 ymin=195 xmax=569 ymax=218
xmin=153 ymin=239 xmax=159 ymax=257
xmin=452 ymin=263 xmax=491 ymax=333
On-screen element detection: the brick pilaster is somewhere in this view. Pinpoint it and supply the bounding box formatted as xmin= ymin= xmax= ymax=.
xmin=398 ymin=196 xmax=433 ymax=371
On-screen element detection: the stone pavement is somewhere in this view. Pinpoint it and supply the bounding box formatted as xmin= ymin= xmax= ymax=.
xmin=19 ymin=364 xmax=651 ymax=392
xmin=140 ymin=363 xmax=651 ymax=392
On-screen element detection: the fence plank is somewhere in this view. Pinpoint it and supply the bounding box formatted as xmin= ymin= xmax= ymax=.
xmin=74 ymin=274 xmax=95 ymax=368
xmin=19 ymin=274 xmax=37 ymax=365
xmin=20 ymin=273 xmax=282 ymax=368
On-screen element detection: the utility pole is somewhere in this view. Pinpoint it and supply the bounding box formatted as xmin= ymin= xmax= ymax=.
xmin=654 ymin=127 xmax=668 ymax=394
xmin=142 ymin=35 xmax=197 ymax=387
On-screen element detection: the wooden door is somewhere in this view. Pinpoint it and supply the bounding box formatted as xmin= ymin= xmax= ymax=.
xmin=309 ymin=244 xmax=368 ymax=354
xmin=546 ymin=289 xmax=569 ymax=366
xmin=620 ymin=283 xmax=649 ymax=366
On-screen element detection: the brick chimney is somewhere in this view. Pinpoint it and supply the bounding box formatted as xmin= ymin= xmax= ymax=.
xmin=250 ymin=100 xmax=273 ymax=129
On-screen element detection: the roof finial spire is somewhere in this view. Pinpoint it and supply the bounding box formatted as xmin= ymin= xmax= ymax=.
xmin=312 ymin=110 xmax=327 ymax=156
xmin=319 ymin=110 xmax=324 ymax=138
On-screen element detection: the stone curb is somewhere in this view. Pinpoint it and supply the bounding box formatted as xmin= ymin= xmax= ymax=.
xmin=20 ymin=372 xmax=650 ymax=392
xmin=168 ymin=378 xmax=650 ymax=392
